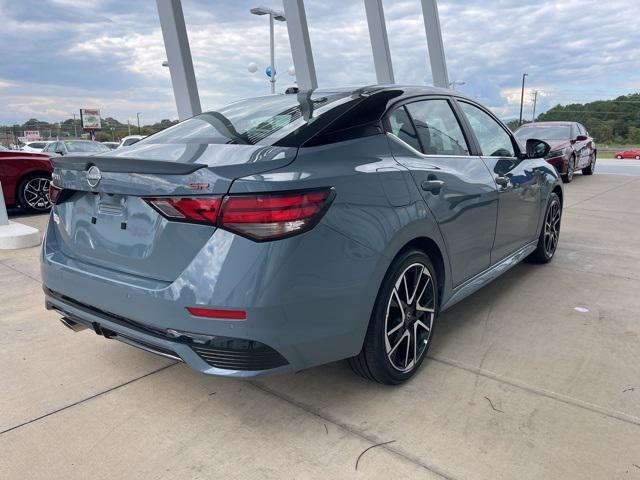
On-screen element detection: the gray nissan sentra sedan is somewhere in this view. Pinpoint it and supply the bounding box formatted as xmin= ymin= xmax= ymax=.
xmin=42 ymin=85 xmax=562 ymax=385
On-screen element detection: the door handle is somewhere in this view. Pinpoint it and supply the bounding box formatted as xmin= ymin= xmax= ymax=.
xmin=421 ymin=178 xmax=445 ymax=194
xmin=495 ymin=176 xmax=509 ymax=187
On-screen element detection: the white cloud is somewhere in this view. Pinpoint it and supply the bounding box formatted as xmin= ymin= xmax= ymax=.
xmin=0 ymin=0 xmax=638 ymax=124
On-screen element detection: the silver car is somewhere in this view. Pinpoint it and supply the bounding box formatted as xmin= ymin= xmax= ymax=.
xmin=42 ymin=86 xmax=562 ymax=384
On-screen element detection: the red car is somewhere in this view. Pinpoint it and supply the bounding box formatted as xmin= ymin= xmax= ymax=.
xmin=0 ymin=146 xmax=53 ymax=213
xmin=614 ymin=149 xmax=640 ymax=159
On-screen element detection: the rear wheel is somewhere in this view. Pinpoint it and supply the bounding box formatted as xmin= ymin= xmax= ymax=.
xmin=582 ymin=154 xmax=596 ymax=175
xmin=526 ymin=192 xmax=562 ymax=264
xmin=349 ymin=250 xmax=438 ymax=385
xmin=616 ymin=155 xmax=623 ymax=159
xmin=561 ymin=156 xmax=575 ymax=183
xmin=635 ymin=155 xmax=640 ymax=160
xmin=17 ymin=174 xmax=52 ymax=213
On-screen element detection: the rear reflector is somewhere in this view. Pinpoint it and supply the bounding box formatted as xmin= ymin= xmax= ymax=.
xmin=187 ymin=307 xmax=247 ymax=320
xmin=144 ymin=188 xmax=334 ymax=241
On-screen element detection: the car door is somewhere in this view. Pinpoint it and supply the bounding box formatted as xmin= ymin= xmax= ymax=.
xmin=386 ymin=97 xmax=499 ymax=287
xmin=456 ymin=100 xmax=542 ymax=263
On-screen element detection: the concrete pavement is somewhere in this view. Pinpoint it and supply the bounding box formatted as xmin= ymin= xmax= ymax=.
xmin=1 ymin=174 xmax=639 ymax=479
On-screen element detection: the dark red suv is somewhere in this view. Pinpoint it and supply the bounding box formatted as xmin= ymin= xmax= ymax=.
xmin=515 ymin=121 xmax=597 ymax=183
xmin=0 ymin=146 xmax=53 ymax=213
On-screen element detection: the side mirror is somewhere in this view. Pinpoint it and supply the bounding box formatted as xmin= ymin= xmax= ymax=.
xmin=576 ymin=135 xmax=588 ymax=141
xmin=526 ymin=138 xmax=550 ymax=159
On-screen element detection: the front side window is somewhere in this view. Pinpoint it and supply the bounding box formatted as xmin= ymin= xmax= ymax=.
xmin=405 ymin=100 xmax=469 ymax=156
xmin=387 ymin=106 xmax=421 ymax=151
xmin=460 ymin=102 xmax=515 ymax=157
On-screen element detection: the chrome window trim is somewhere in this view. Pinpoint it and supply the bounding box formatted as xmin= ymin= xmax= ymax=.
xmin=386 ymin=132 xmax=480 ymax=159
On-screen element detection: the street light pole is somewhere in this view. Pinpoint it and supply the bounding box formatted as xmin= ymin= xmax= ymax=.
xmin=73 ymin=113 xmax=77 ymax=138
xmin=518 ymin=73 xmax=528 ymax=126
xmin=136 ymin=112 xmax=141 ymax=135
xmin=269 ymin=13 xmax=275 ymax=94
xmin=251 ymin=6 xmax=286 ymax=94
xmin=532 ymin=90 xmax=539 ymax=123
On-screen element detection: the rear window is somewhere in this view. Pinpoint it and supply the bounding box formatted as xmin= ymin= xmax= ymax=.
xmin=65 ymin=141 xmax=110 ymax=153
xmin=142 ymin=92 xmax=359 ymax=147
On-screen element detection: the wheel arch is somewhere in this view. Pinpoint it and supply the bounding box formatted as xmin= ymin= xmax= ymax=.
xmin=392 ymin=236 xmax=446 ymax=310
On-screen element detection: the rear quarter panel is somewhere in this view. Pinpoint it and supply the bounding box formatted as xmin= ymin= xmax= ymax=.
xmin=229 ymin=134 xmax=452 ymax=319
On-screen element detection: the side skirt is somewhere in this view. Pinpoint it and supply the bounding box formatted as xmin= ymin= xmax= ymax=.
xmin=441 ymin=241 xmax=537 ymax=312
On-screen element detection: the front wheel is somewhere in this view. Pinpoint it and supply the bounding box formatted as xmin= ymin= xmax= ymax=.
xmin=349 ymin=250 xmax=438 ymax=385
xmin=17 ymin=174 xmax=52 ymax=213
xmin=526 ymin=192 xmax=562 ymax=264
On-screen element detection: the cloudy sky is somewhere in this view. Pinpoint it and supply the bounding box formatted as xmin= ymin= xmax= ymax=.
xmin=1 ymin=0 xmax=638 ymax=125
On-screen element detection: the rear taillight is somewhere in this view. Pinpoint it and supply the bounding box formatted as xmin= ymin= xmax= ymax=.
xmin=48 ymin=184 xmax=62 ymax=204
xmin=145 ymin=197 xmax=222 ymax=225
xmin=144 ymin=188 xmax=334 ymax=241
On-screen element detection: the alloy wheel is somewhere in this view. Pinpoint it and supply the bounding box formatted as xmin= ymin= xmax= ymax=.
xmin=384 ymin=263 xmax=435 ymax=373
xmin=23 ymin=177 xmax=52 ymax=211
xmin=543 ymin=199 xmax=561 ymax=257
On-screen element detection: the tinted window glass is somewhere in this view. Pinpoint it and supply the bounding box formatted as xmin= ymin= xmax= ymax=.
xmin=460 ymin=102 xmax=515 ymax=157
xmin=387 ymin=106 xmax=421 ymax=151
xmin=123 ymin=138 xmax=140 ymax=146
xmin=405 ymin=100 xmax=469 ymax=156
xmin=64 ymin=141 xmax=109 ymax=153
xmin=516 ymin=125 xmax=571 ymax=142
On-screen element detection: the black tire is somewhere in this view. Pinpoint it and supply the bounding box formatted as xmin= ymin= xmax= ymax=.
xmin=349 ymin=249 xmax=438 ymax=385
xmin=582 ymin=154 xmax=596 ymax=175
xmin=616 ymin=155 xmax=623 ymax=159
xmin=561 ymin=156 xmax=575 ymax=183
xmin=17 ymin=173 xmax=52 ymax=213
xmin=526 ymin=192 xmax=562 ymax=264
xmin=635 ymin=155 xmax=640 ymax=160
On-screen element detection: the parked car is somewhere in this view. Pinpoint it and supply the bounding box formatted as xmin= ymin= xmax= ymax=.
xmin=515 ymin=121 xmax=596 ymax=183
xmin=0 ymin=148 xmax=53 ymax=213
xmin=102 ymin=141 xmax=119 ymax=150
xmin=117 ymin=135 xmax=146 ymax=148
xmin=614 ymin=149 xmax=640 ymax=159
xmin=42 ymin=86 xmax=562 ymax=385
xmin=22 ymin=141 xmax=52 ymax=153
xmin=42 ymin=140 xmax=110 ymax=157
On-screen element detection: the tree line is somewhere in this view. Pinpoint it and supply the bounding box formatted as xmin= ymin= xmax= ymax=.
xmin=2 ymin=117 xmax=179 ymax=144
xmin=513 ymin=93 xmax=640 ymax=145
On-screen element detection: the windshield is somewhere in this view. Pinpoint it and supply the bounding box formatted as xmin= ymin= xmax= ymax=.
xmin=65 ymin=141 xmax=110 ymax=153
xmin=142 ymin=91 xmax=358 ymax=146
xmin=516 ymin=125 xmax=571 ymax=141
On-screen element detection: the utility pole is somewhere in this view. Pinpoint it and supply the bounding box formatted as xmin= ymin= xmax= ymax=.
xmin=72 ymin=113 xmax=78 ymax=138
xmin=531 ymin=90 xmax=539 ymax=123
xmin=518 ymin=73 xmax=528 ymax=126
xmin=136 ymin=112 xmax=141 ymax=134
xmin=127 ymin=119 xmax=131 ymax=136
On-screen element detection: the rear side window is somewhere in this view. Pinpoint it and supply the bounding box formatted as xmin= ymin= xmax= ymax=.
xmin=405 ymin=100 xmax=469 ymax=156
xmin=459 ymin=102 xmax=515 ymax=157
xmin=387 ymin=107 xmax=421 ymax=151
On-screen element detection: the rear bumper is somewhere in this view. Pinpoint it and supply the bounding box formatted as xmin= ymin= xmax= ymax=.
xmin=41 ymin=214 xmax=385 ymax=377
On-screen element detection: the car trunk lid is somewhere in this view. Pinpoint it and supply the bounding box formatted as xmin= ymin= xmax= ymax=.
xmin=49 ymin=143 xmax=297 ymax=282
